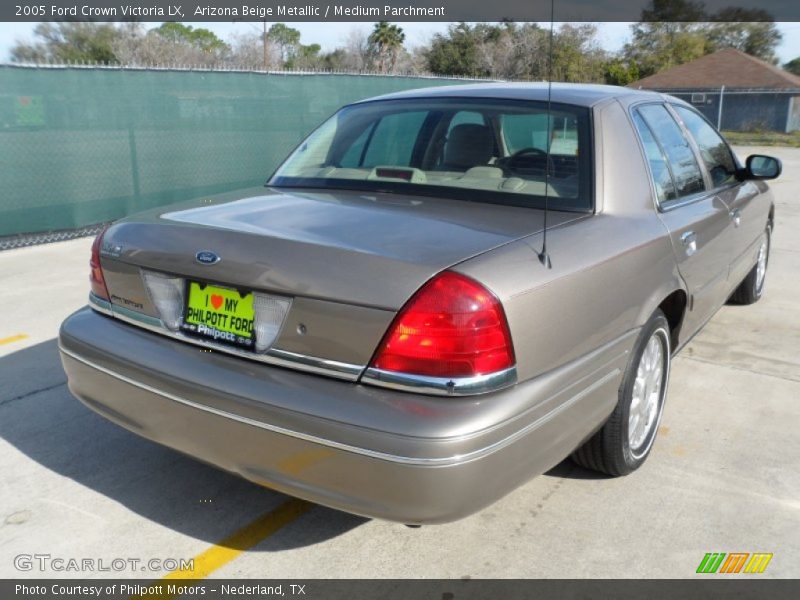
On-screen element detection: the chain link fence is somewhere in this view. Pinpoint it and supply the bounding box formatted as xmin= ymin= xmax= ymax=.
xmin=651 ymin=87 xmax=800 ymax=133
xmin=0 ymin=64 xmax=485 ymax=248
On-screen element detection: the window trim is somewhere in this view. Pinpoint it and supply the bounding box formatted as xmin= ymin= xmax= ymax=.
xmin=666 ymin=102 xmax=742 ymax=194
xmin=630 ymin=105 xmax=680 ymax=205
xmin=628 ymin=101 xmax=712 ymax=213
xmin=357 ymin=120 xmax=378 ymax=167
xmin=663 ymin=103 xmax=714 ymax=192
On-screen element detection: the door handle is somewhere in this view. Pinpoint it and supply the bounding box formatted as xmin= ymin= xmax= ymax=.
xmin=730 ymin=208 xmax=742 ymax=227
xmin=681 ymin=231 xmax=697 ymax=256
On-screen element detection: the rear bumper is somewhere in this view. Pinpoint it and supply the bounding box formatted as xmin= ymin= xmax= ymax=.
xmin=59 ymin=307 xmax=631 ymax=523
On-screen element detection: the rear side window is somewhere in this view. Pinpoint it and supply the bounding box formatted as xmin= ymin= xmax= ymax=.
xmin=503 ymin=113 xmax=550 ymax=153
xmin=360 ymin=111 xmax=427 ymax=168
xmin=339 ymin=126 xmax=371 ymax=168
xmin=636 ymin=104 xmax=706 ymax=200
xmin=632 ymin=112 xmax=678 ymax=203
xmin=501 ymin=112 xmax=579 ymax=156
xmin=673 ymin=106 xmax=737 ymax=188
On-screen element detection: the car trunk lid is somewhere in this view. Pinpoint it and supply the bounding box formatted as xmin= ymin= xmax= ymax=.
xmin=104 ymin=187 xmax=581 ymax=310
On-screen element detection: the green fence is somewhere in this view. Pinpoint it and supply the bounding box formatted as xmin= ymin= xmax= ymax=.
xmin=0 ymin=65 xmax=471 ymax=238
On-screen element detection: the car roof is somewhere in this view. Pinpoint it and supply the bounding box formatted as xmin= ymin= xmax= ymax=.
xmin=354 ymin=82 xmax=666 ymax=108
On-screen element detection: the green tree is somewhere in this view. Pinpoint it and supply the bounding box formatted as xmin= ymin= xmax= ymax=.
xmin=640 ymin=0 xmax=705 ymax=22
xmin=624 ymin=0 xmax=782 ymax=78
xmin=11 ymin=22 xmax=119 ymax=64
xmin=551 ymin=24 xmax=607 ymax=83
xmin=267 ymin=23 xmax=302 ymax=65
xmin=426 ymin=23 xmax=484 ymax=77
xmin=368 ymin=21 xmax=406 ymax=73
xmin=624 ymin=25 xmax=707 ymax=78
xmin=784 ymin=57 xmax=800 ymax=76
xmin=319 ymin=48 xmax=348 ymax=70
xmin=153 ymin=23 xmax=228 ymax=55
xmin=704 ymin=10 xmax=782 ymax=63
xmin=289 ymin=43 xmax=323 ymax=69
xmin=604 ymin=59 xmax=640 ymax=86
xmin=468 ymin=22 xmax=529 ymax=80
xmin=624 ymin=0 xmax=708 ymax=78
xmin=425 ymin=22 xmax=606 ymax=82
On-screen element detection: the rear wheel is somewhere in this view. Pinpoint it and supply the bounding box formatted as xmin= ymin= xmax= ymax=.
xmin=729 ymin=225 xmax=770 ymax=305
xmin=571 ymin=310 xmax=670 ymax=476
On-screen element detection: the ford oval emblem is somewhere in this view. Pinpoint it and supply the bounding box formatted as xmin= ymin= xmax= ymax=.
xmin=196 ymin=250 xmax=220 ymax=265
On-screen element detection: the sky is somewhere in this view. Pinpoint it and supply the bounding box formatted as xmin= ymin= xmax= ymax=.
xmin=1 ymin=21 xmax=799 ymax=65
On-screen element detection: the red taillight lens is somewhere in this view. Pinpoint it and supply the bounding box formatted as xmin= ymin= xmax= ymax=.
xmin=370 ymin=272 xmax=515 ymax=378
xmin=90 ymin=229 xmax=110 ymax=301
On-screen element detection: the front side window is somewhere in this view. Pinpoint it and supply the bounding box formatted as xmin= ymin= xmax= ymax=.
xmin=636 ymin=104 xmax=706 ymax=200
xmin=673 ymin=106 xmax=738 ymax=188
xmin=270 ymin=98 xmax=592 ymax=211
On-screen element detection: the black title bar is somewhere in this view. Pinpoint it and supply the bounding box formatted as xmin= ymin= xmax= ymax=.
xmin=5 ymin=1 xmax=800 ymax=22
xmin=3 ymin=579 xmax=800 ymax=600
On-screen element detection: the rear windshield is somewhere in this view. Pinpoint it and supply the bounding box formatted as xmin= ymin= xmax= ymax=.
xmin=269 ymin=98 xmax=592 ymax=211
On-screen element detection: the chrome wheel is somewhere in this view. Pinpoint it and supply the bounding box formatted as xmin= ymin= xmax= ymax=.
xmin=628 ymin=329 xmax=668 ymax=456
xmin=755 ymin=237 xmax=768 ymax=294
xmin=571 ymin=311 xmax=671 ymax=476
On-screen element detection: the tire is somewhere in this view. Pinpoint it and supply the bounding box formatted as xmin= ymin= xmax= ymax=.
xmin=571 ymin=310 xmax=671 ymax=476
xmin=729 ymin=225 xmax=771 ymax=305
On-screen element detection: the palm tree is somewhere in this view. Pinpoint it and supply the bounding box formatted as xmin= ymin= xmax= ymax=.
xmin=368 ymin=21 xmax=406 ymax=73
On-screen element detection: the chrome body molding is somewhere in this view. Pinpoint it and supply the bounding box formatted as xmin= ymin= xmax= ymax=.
xmin=265 ymin=347 xmax=364 ymax=379
xmin=88 ymin=294 xmax=362 ymax=381
xmin=88 ymin=293 xmax=113 ymax=316
xmin=90 ymin=293 xmax=515 ymax=394
xmin=361 ymin=366 xmax=518 ymax=396
xmin=59 ymin=344 xmax=619 ymax=467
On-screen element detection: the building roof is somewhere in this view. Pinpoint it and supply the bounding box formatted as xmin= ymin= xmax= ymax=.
xmin=631 ymin=48 xmax=800 ymax=90
xmin=361 ymin=82 xmax=661 ymax=108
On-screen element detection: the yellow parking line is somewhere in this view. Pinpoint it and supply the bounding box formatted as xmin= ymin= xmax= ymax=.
xmin=0 ymin=333 xmax=28 ymax=346
xmin=139 ymin=499 xmax=310 ymax=599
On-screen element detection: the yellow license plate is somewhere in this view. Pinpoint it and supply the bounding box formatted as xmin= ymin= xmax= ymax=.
xmin=182 ymin=281 xmax=255 ymax=348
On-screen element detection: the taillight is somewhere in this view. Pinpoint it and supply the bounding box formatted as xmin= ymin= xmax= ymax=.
xmin=370 ymin=272 xmax=515 ymax=378
xmin=90 ymin=228 xmax=110 ymax=301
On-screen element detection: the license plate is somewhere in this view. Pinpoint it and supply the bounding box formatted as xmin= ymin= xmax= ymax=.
xmin=182 ymin=281 xmax=255 ymax=349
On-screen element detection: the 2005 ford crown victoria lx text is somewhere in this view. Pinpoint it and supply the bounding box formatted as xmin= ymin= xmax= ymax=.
xmin=59 ymin=83 xmax=781 ymax=524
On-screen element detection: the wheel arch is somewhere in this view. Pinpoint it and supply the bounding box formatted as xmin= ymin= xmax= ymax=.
xmin=634 ymin=265 xmax=688 ymax=356
xmin=657 ymin=289 xmax=688 ymax=352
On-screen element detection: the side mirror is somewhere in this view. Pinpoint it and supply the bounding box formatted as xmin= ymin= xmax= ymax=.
xmin=740 ymin=155 xmax=782 ymax=180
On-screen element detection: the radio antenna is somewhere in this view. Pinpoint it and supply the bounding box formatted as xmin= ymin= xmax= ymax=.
xmin=538 ymin=0 xmax=555 ymax=269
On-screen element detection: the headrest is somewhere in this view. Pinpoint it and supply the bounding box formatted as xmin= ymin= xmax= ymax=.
xmin=443 ymin=124 xmax=495 ymax=170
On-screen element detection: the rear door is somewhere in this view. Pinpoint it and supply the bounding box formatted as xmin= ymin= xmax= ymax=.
xmin=631 ymin=103 xmax=731 ymax=336
xmin=670 ymin=104 xmax=764 ymax=287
